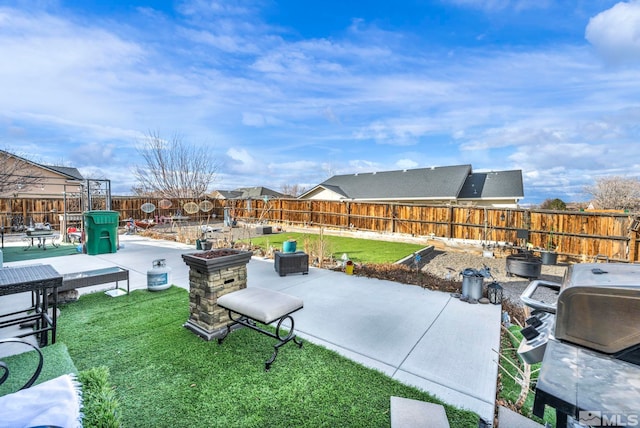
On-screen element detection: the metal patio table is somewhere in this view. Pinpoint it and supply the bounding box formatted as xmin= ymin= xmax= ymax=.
xmin=0 ymin=265 xmax=63 ymax=347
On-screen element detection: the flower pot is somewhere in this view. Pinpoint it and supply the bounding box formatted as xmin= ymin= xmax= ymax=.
xmin=283 ymin=240 xmax=297 ymax=253
xmin=345 ymin=261 xmax=354 ymax=275
xmin=541 ymin=250 xmax=558 ymax=265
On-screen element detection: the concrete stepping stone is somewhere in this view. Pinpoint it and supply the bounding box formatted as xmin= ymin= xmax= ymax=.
xmin=390 ymin=396 xmax=450 ymax=428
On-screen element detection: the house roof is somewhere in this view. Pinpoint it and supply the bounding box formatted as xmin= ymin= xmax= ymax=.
xmin=213 ymin=190 xmax=244 ymax=199
xmin=212 ymin=186 xmax=285 ymax=200
xmin=43 ymin=165 xmax=84 ymax=181
xmin=300 ymin=165 xmax=524 ymax=203
xmin=236 ymin=187 xmax=285 ymax=199
xmin=458 ymin=170 xmax=524 ymax=200
xmin=300 ymin=165 xmax=473 ymax=201
xmin=0 ymin=149 xmax=84 ymax=181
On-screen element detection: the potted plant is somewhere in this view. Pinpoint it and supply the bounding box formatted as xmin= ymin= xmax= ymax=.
xmin=540 ymin=229 xmax=558 ymax=265
xmin=196 ymin=226 xmax=213 ymax=250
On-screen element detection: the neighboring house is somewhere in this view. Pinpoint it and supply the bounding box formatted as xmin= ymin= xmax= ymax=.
xmin=210 ymin=186 xmax=285 ymax=200
xmin=0 ymin=150 xmax=84 ymax=199
xmin=299 ymin=165 xmax=524 ymax=208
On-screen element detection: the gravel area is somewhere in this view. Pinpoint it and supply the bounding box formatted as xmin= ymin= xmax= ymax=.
xmin=420 ymin=248 xmax=567 ymax=308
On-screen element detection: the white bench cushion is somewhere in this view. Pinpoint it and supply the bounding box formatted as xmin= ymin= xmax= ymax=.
xmin=0 ymin=374 xmax=82 ymax=428
xmin=217 ymin=287 xmax=303 ymax=324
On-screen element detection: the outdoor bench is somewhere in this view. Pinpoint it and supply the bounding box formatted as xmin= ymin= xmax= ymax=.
xmin=60 ymin=267 xmax=129 ymax=296
xmin=216 ymin=287 xmax=304 ymax=371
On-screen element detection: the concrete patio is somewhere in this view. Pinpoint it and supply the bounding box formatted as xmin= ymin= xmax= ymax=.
xmin=0 ymin=233 xmax=502 ymax=423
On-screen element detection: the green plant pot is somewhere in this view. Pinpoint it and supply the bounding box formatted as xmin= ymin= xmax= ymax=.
xmin=283 ymin=241 xmax=297 ymax=253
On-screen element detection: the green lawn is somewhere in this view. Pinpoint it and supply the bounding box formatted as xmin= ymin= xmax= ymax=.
xmin=245 ymin=231 xmax=426 ymax=264
xmin=57 ymin=287 xmax=480 ymax=427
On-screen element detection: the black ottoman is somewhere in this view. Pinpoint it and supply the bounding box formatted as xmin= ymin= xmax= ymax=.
xmin=274 ymin=251 xmax=309 ymax=276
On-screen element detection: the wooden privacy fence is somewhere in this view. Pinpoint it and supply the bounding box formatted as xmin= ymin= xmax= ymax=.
xmin=1 ymin=197 xmax=639 ymax=263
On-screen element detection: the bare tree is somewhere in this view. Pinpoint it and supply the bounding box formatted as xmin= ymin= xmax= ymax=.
xmin=133 ymin=131 xmax=220 ymax=199
xmin=0 ymin=149 xmax=46 ymax=196
xmin=584 ymin=176 xmax=640 ymax=210
xmin=280 ymin=183 xmax=306 ymax=198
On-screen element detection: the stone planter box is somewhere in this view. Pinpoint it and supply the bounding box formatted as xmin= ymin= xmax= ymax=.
xmin=182 ymin=249 xmax=252 ymax=273
xmin=182 ymin=249 xmax=252 ymax=340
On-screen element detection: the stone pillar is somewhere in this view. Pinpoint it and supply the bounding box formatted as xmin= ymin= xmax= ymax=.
xmin=182 ymin=249 xmax=252 ymax=340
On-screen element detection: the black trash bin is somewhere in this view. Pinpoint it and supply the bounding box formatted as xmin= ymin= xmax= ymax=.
xmin=84 ymin=210 xmax=119 ymax=255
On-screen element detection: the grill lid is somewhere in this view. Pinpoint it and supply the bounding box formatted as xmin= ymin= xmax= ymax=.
xmin=555 ymin=263 xmax=640 ymax=355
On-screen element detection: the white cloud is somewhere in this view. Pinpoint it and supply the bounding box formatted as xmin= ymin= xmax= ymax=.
xmin=586 ymin=1 xmax=640 ymax=65
xmin=395 ymin=159 xmax=419 ymax=170
xmin=226 ymin=147 xmax=258 ymax=173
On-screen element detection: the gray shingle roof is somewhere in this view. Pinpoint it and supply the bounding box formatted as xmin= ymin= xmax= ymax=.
xmin=313 ymin=165 xmax=473 ymax=200
xmin=458 ymin=170 xmax=524 ymax=200
xmin=214 ymin=190 xmax=244 ymax=199
xmin=213 ymin=187 xmax=285 ymax=199
xmin=301 ymin=165 xmax=524 ymax=202
xmin=235 ymin=187 xmax=285 ymax=199
xmin=44 ymin=165 xmax=84 ymax=181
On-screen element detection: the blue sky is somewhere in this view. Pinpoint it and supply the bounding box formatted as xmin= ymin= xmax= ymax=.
xmin=1 ymin=0 xmax=640 ymax=204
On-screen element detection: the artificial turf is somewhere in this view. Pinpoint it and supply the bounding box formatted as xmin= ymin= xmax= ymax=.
xmin=56 ymin=286 xmax=480 ymax=427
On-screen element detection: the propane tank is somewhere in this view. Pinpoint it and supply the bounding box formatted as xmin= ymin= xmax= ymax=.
xmin=147 ymin=259 xmax=171 ymax=291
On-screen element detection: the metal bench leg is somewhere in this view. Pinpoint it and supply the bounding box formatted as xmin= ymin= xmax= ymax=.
xmin=265 ymin=315 xmax=303 ymax=371
xmin=218 ymin=310 xmax=303 ymax=371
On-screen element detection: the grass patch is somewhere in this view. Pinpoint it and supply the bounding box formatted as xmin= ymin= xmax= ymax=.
xmin=498 ymin=325 xmax=555 ymax=426
xmin=0 ymin=342 xmax=77 ymax=396
xmin=2 ymin=243 xmax=80 ymax=262
xmin=245 ymin=232 xmax=425 ymax=264
xmin=57 ymin=286 xmax=480 ymax=427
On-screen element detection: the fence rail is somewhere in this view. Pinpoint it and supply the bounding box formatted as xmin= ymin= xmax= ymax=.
xmin=2 ymin=197 xmax=638 ymax=263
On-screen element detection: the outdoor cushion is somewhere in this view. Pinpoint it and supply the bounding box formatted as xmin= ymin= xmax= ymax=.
xmin=217 ymin=287 xmax=303 ymax=324
xmin=0 ymin=374 xmax=82 ymax=428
